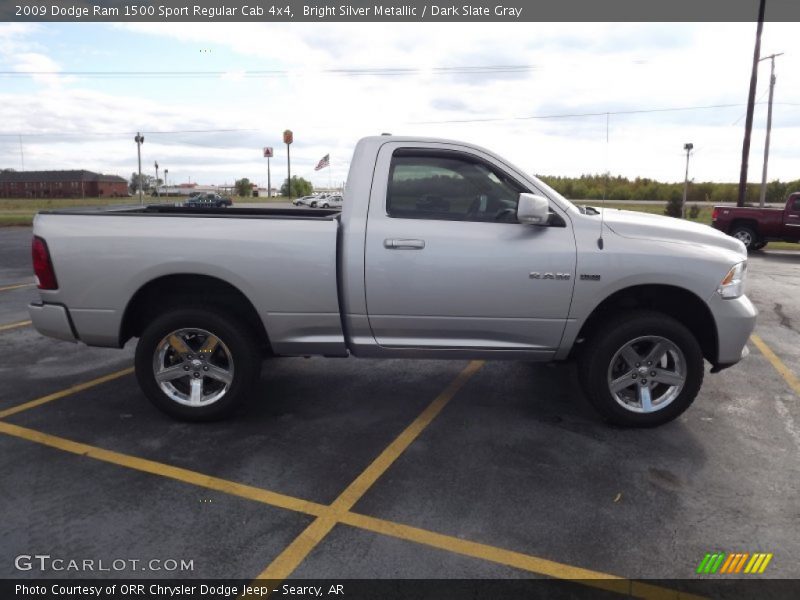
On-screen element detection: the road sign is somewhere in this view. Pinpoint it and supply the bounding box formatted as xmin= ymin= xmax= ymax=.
xmin=283 ymin=130 xmax=293 ymax=145
xmin=263 ymin=147 xmax=274 ymax=158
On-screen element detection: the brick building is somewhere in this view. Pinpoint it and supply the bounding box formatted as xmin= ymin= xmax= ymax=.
xmin=0 ymin=170 xmax=129 ymax=199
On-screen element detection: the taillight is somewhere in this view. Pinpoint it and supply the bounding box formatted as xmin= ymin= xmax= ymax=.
xmin=32 ymin=236 xmax=58 ymax=290
xmin=711 ymin=207 xmax=719 ymax=221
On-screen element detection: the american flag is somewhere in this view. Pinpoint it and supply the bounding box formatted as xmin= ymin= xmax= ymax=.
xmin=314 ymin=154 xmax=330 ymax=171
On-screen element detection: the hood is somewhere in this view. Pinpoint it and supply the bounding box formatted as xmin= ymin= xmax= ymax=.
xmin=599 ymin=208 xmax=746 ymax=257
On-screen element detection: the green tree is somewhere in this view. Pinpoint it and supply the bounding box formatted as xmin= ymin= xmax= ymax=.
xmin=130 ymin=172 xmax=156 ymax=194
xmin=280 ymin=176 xmax=313 ymax=198
xmin=664 ymin=189 xmax=683 ymax=218
xmin=235 ymin=178 xmax=252 ymax=197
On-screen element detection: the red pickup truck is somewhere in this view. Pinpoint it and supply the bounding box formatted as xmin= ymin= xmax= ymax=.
xmin=711 ymin=192 xmax=800 ymax=250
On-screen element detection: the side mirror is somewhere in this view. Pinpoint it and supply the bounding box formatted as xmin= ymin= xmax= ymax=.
xmin=517 ymin=193 xmax=550 ymax=225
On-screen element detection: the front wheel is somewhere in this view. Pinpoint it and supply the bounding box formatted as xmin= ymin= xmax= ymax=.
xmin=578 ymin=310 xmax=704 ymax=427
xmin=135 ymin=307 xmax=261 ymax=421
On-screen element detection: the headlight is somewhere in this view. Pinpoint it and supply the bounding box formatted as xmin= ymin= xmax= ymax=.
xmin=718 ymin=262 xmax=746 ymax=299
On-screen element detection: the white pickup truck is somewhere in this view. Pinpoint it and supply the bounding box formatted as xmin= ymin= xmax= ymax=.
xmin=29 ymin=136 xmax=756 ymax=427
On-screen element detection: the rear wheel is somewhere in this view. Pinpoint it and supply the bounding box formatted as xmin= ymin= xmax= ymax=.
xmin=731 ymin=225 xmax=758 ymax=250
xmin=578 ymin=310 xmax=704 ymax=427
xmin=135 ymin=307 xmax=261 ymax=421
xmin=752 ymin=241 xmax=768 ymax=251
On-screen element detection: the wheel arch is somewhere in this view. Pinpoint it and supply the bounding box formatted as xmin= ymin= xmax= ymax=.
xmin=119 ymin=273 xmax=271 ymax=353
xmin=730 ymin=218 xmax=760 ymax=236
xmin=573 ymin=284 xmax=718 ymax=365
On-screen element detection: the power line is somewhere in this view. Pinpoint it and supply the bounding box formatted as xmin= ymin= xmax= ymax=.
xmin=411 ymin=102 xmax=751 ymax=124
xmin=1 ymin=102 xmax=798 ymax=139
xmin=0 ymin=127 xmax=257 ymax=138
xmin=0 ymin=65 xmax=542 ymax=78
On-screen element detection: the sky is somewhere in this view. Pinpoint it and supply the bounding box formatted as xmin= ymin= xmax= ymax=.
xmin=0 ymin=21 xmax=798 ymax=190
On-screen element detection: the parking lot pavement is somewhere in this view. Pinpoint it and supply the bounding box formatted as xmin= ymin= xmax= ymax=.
xmin=0 ymin=435 xmax=316 ymax=579
xmin=0 ymin=226 xmax=34 ymax=287
xmin=1 ymin=224 xmax=799 ymax=592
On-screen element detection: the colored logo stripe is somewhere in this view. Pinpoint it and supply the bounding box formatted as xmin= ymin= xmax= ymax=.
xmin=697 ymin=552 xmax=726 ymax=574
xmin=699 ymin=552 xmax=773 ymax=574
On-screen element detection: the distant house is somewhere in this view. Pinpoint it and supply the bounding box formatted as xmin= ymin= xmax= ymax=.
xmin=0 ymin=170 xmax=129 ymax=199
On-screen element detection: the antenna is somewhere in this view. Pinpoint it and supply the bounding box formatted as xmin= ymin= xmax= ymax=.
xmin=597 ymin=112 xmax=609 ymax=249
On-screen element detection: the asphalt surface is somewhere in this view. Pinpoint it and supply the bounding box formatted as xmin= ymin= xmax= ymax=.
xmin=0 ymin=225 xmax=798 ymax=596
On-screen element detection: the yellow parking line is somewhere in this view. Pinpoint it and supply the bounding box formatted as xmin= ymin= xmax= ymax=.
xmin=0 ymin=319 xmax=31 ymax=332
xmin=341 ymin=512 xmax=705 ymax=600
xmin=0 ymin=367 xmax=134 ymax=420
xmin=750 ymin=334 xmax=800 ymax=396
xmin=251 ymin=360 xmax=485 ymax=583
xmin=0 ymin=420 xmax=328 ymax=518
xmin=0 ymin=362 xmax=705 ymax=599
xmin=0 ymin=282 xmax=34 ymax=292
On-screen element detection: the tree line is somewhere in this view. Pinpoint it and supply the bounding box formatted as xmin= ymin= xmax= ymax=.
xmin=537 ymin=174 xmax=800 ymax=204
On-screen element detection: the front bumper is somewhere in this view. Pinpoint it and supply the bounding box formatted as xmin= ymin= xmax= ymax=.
xmin=708 ymin=293 xmax=757 ymax=369
xmin=28 ymin=302 xmax=77 ymax=343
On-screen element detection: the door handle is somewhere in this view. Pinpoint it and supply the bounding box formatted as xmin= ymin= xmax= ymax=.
xmin=384 ymin=238 xmax=425 ymax=250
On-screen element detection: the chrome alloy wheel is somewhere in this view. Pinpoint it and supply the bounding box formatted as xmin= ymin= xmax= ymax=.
xmin=152 ymin=328 xmax=234 ymax=407
xmin=606 ymin=335 xmax=686 ymax=414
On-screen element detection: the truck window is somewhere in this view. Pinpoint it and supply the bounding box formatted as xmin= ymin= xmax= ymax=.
xmin=387 ymin=151 xmax=524 ymax=223
xmin=791 ymin=197 xmax=800 ymax=212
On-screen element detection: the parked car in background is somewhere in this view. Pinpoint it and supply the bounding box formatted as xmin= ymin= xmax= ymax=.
xmin=319 ymin=195 xmax=343 ymax=209
xmin=711 ymin=192 xmax=800 ymax=250
xmin=293 ymin=195 xmax=317 ymax=207
xmin=185 ymin=193 xmax=233 ymax=208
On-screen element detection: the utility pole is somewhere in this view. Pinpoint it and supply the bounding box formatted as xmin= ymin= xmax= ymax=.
xmin=283 ymin=130 xmax=293 ymax=198
xmin=682 ymin=143 xmax=693 ymax=219
xmin=758 ymin=52 xmax=783 ymax=207
xmin=164 ymin=168 xmax=168 ymax=201
xmin=134 ymin=132 xmax=144 ymax=205
xmin=736 ymin=0 xmax=766 ymax=207
xmin=154 ymin=161 xmax=160 ymax=200
xmin=263 ymin=147 xmax=273 ymax=197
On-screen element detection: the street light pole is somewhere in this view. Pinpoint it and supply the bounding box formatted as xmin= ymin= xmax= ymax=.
xmin=758 ymin=52 xmax=783 ymax=208
xmin=154 ymin=161 xmax=160 ymax=200
xmin=164 ymin=169 xmax=168 ymax=201
xmin=134 ymin=133 xmax=144 ymax=205
xmin=283 ymin=130 xmax=293 ymax=198
xmin=682 ymin=143 xmax=693 ymax=219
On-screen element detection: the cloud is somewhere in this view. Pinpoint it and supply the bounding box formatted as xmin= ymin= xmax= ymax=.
xmin=1 ymin=21 xmax=799 ymax=187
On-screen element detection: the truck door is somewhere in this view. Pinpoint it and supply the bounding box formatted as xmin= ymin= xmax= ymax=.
xmin=786 ymin=195 xmax=800 ymax=235
xmin=364 ymin=144 xmax=576 ymax=354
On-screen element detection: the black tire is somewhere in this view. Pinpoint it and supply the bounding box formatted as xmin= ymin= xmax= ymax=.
xmin=135 ymin=307 xmax=261 ymax=421
xmin=321 ymin=203 xmax=329 ymax=208
xmin=752 ymin=241 xmax=767 ymax=251
xmin=730 ymin=225 xmax=758 ymax=250
xmin=310 ymin=201 xmax=318 ymax=208
xmin=577 ymin=310 xmax=704 ymax=427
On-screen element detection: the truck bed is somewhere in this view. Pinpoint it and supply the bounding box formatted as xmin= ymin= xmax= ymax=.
xmin=32 ymin=208 xmax=347 ymax=355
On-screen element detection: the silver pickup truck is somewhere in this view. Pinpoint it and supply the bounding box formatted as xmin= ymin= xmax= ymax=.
xmin=29 ymin=136 xmax=756 ymax=427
